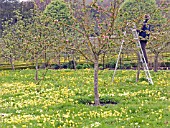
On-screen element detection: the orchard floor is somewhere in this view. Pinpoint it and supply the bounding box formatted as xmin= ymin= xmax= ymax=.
xmin=0 ymin=69 xmax=170 ymax=128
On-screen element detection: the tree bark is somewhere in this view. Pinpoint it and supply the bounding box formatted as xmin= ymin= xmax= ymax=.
xmin=72 ymin=50 xmax=76 ymax=70
xmin=102 ymin=52 xmax=106 ymax=70
xmin=119 ymin=53 xmax=122 ymax=69
xmin=56 ymin=52 xmax=61 ymax=68
xmin=136 ymin=53 xmax=141 ymax=82
xmin=73 ymin=58 xmax=76 ymax=70
xmin=94 ymin=57 xmax=100 ymax=106
xmin=9 ymin=55 xmax=15 ymax=70
xmin=35 ymin=60 xmax=39 ymax=81
xmin=154 ymin=53 xmax=159 ymax=72
xmin=44 ymin=48 xmax=47 ymax=68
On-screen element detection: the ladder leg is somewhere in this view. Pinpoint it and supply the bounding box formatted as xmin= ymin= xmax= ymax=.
xmin=136 ymin=53 xmax=141 ymax=82
xmin=139 ymin=49 xmax=153 ymax=85
xmin=112 ymin=40 xmax=124 ymax=83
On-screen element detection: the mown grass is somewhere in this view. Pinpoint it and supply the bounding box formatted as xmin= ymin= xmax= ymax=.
xmin=0 ymin=69 xmax=170 ymax=128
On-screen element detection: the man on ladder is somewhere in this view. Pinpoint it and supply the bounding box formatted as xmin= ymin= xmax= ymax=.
xmin=132 ymin=14 xmax=153 ymax=85
xmin=112 ymin=14 xmax=154 ymax=85
xmin=136 ymin=14 xmax=154 ymax=85
xmin=138 ymin=14 xmax=151 ymax=64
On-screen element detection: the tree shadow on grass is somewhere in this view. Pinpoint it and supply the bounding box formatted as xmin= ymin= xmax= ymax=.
xmin=74 ymin=96 xmax=118 ymax=106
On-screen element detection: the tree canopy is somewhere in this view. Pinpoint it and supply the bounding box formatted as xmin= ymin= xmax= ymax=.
xmin=117 ymin=0 xmax=166 ymax=27
xmin=0 ymin=0 xmax=34 ymax=37
xmin=44 ymin=0 xmax=72 ymax=25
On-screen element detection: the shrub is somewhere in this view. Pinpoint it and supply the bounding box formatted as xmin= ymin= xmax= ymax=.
xmin=131 ymin=62 xmax=137 ymax=67
xmin=61 ymin=60 xmax=76 ymax=69
xmin=164 ymin=62 xmax=170 ymax=67
xmin=82 ymin=63 xmax=91 ymax=69
xmin=61 ymin=63 xmax=68 ymax=69
xmin=106 ymin=60 xmax=116 ymax=68
xmin=99 ymin=65 xmax=103 ymax=69
xmin=123 ymin=63 xmax=132 ymax=69
xmin=51 ymin=64 xmax=60 ymax=69
xmin=76 ymin=64 xmax=83 ymax=69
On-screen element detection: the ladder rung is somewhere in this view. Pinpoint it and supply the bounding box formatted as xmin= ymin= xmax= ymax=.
xmin=143 ymin=63 xmax=148 ymax=65
xmin=143 ymin=66 xmax=149 ymax=69
xmin=144 ymin=63 xmax=149 ymax=66
xmin=132 ymin=29 xmax=136 ymax=31
xmin=144 ymin=69 xmax=149 ymax=71
xmin=148 ymin=79 xmax=153 ymax=82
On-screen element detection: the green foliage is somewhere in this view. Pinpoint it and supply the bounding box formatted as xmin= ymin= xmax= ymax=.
xmin=119 ymin=0 xmax=155 ymax=19
xmin=0 ymin=0 xmax=20 ymax=35
xmin=76 ymin=64 xmax=83 ymax=69
xmin=0 ymin=12 xmax=25 ymax=69
xmin=106 ymin=59 xmax=116 ymax=68
xmin=61 ymin=62 xmax=68 ymax=69
xmin=61 ymin=60 xmax=76 ymax=69
xmin=82 ymin=63 xmax=92 ymax=69
xmin=164 ymin=62 xmax=170 ymax=67
xmin=123 ymin=63 xmax=132 ymax=69
xmin=117 ymin=0 xmax=166 ymax=27
xmin=19 ymin=8 xmax=65 ymax=68
xmin=0 ymin=0 xmax=34 ymax=37
xmin=50 ymin=64 xmax=60 ymax=69
xmin=44 ymin=0 xmax=72 ymax=24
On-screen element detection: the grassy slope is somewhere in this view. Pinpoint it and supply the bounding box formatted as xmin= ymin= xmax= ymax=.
xmin=0 ymin=69 xmax=170 ymax=128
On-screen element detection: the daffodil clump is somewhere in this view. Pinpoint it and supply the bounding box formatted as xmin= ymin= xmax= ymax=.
xmin=0 ymin=69 xmax=169 ymax=128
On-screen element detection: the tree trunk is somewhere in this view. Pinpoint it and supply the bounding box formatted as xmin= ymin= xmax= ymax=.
xmin=154 ymin=53 xmax=159 ymax=72
xmin=122 ymin=53 xmax=124 ymax=69
xmin=102 ymin=52 xmax=106 ymax=70
xmin=136 ymin=53 xmax=141 ymax=82
xmin=35 ymin=60 xmax=39 ymax=81
xmin=44 ymin=49 xmax=47 ymax=68
xmin=58 ymin=54 xmax=61 ymax=67
xmin=94 ymin=57 xmax=100 ymax=106
xmin=73 ymin=58 xmax=76 ymax=70
xmin=9 ymin=55 xmax=15 ymax=70
xmin=72 ymin=50 xmax=76 ymax=70
xmin=119 ymin=53 xmax=122 ymax=69
xmin=64 ymin=52 xmax=67 ymax=63
xmin=56 ymin=52 xmax=61 ymax=68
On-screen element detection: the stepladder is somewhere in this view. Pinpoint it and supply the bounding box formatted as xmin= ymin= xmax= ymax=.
xmin=112 ymin=23 xmax=154 ymax=85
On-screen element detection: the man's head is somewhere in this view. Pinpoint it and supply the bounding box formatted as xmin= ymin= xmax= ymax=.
xmin=144 ymin=14 xmax=150 ymax=20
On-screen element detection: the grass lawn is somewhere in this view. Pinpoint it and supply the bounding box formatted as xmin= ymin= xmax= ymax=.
xmin=0 ymin=69 xmax=170 ymax=128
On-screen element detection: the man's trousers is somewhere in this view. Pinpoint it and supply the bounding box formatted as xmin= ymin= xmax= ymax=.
xmin=140 ymin=40 xmax=148 ymax=63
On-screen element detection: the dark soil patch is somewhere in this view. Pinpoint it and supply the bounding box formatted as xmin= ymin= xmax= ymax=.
xmin=75 ymin=96 xmax=118 ymax=106
xmin=89 ymin=101 xmax=118 ymax=106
